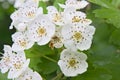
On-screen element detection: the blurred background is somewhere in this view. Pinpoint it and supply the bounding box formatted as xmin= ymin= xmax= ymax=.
xmin=0 ymin=0 xmax=15 ymax=51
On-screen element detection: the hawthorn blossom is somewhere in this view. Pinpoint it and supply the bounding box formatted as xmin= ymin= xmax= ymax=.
xmin=8 ymin=51 xmax=30 ymax=79
xmin=58 ymin=49 xmax=88 ymax=77
xmin=9 ymin=11 xmax=29 ymax=31
xmin=49 ymin=26 xmax=63 ymax=49
xmin=63 ymin=7 xmax=85 ymax=23
xmin=47 ymin=6 xmax=64 ymax=25
xmin=15 ymin=68 xmax=42 ymax=80
xmin=0 ymin=45 xmax=30 ymax=79
xmin=0 ymin=45 xmax=13 ymax=73
xmin=63 ymin=7 xmax=92 ymax=25
xmin=59 ymin=0 xmax=89 ymax=9
xmin=11 ymin=31 xmax=34 ymax=52
xmin=18 ymin=0 xmax=42 ymax=22
xmin=10 ymin=0 xmax=43 ymax=30
xmin=62 ymin=23 xmax=95 ymax=51
xmin=28 ymin=15 xmax=55 ymax=45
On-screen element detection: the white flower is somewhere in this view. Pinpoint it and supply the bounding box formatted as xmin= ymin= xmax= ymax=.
xmin=0 ymin=45 xmax=14 ymax=73
xmin=28 ymin=15 xmax=55 ymax=45
xmin=10 ymin=13 xmax=29 ymax=31
xmin=18 ymin=1 xmax=43 ymax=22
xmin=58 ymin=49 xmax=88 ymax=77
xmin=15 ymin=68 xmax=42 ymax=80
xmin=11 ymin=31 xmax=34 ymax=52
xmin=49 ymin=26 xmax=63 ymax=49
xmin=59 ymin=0 xmax=89 ymax=9
xmin=9 ymin=7 xmax=31 ymax=30
xmin=62 ymin=23 xmax=95 ymax=51
xmin=8 ymin=51 xmax=30 ymax=79
xmin=63 ymin=7 xmax=92 ymax=25
xmin=10 ymin=1 xmax=43 ymax=30
xmin=47 ymin=6 xmax=64 ymax=25
xmin=0 ymin=45 xmax=30 ymax=79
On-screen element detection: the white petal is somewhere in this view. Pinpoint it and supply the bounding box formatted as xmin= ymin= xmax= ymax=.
xmin=16 ymin=23 xmax=27 ymax=31
xmin=14 ymin=0 xmax=25 ymax=8
xmin=3 ymin=45 xmax=12 ymax=54
xmin=64 ymin=40 xmax=77 ymax=51
xmin=85 ymin=25 xmax=96 ymax=35
xmin=79 ymin=0 xmax=89 ymax=9
xmin=12 ymin=43 xmax=24 ymax=52
xmin=36 ymin=7 xmax=43 ymax=15
xmin=47 ymin=6 xmax=58 ymax=14
xmin=0 ymin=63 xmax=9 ymax=73
xmin=77 ymin=37 xmax=92 ymax=51
xmin=12 ymin=32 xmax=22 ymax=42
xmin=34 ymin=71 xmax=42 ymax=80
xmin=37 ymin=36 xmax=51 ymax=45
xmin=76 ymin=52 xmax=88 ymax=60
xmin=26 ymin=41 xmax=34 ymax=49
xmin=58 ymin=3 xmax=66 ymax=8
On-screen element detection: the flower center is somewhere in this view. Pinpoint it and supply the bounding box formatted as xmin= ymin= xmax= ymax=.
xmin=72 ymin=16 xmax=81 ymax=22
xmin=13 ymin=63 xmax=22 ymax=70
xmin=27 ymin=11 xmax=35 ymax=18
xmin=3 ymin=57 xmax=10 ymax=63
xmin=37 ymin=27 xmax=46 ymax=36
xmin=73 ymin=32 xmax=82 ymax=42
xmin=19 ymin=40 xmax=27 ymax=47
xmin=52 ymin=36 xmax=60 ymax=43
xmin=26 ymin=76 xmax=33 ymax=80
xmin=49 ymin=36 xmax=61 ymax=49
xmin=53 ymin=13 xmax=61 ymax=22
xmin=69 ymin=59 xmax=76 ymax=67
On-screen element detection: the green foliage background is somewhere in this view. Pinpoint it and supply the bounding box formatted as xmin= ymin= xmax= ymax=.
xmin=0 ymin=0 xmax=120 ymax=80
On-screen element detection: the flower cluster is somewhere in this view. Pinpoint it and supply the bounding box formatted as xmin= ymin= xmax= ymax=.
xmin=0 ymin=0 xmax=95 ymax=79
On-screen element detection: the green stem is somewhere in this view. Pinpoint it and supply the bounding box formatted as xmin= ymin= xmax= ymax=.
xmin=52 ymin=73 xmax=63 ymax=80
xmin=42 ymin=55 xmax=57 ymax=63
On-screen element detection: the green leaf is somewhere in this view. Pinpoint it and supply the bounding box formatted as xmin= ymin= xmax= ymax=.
xmin=71 ymin=68 xmax=112 ymax=80
xmin=25 ymin=44 xmax=57 ymax=72
xmin=88 ymin=0 xmax=116 ymax=9
xmin=29 ymin=58 xmax=42 ymax=72
xmin=89 ymin=0 xmax=120 ymax=28
xmin=25 ymin=44 xmax=55 ymax=57
xmin=111 ymin=0 xmax=120 ymax=8
xmin=0 ymin=72 xmax=10 ymax=80
xmin=53 ymin=0 xmax=65 ymax=11
xmin=93 ymin=8 xmax=120 ymax=28
xmin=93 ymin=9 xmax=118 ymax=18
xmin=109 ymin=29 xmax=120 ymax=47
xmin=39 ymin=1 xmax=47 ymax=14
xmin=38 ymin=55 xmax=58 ymax=74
